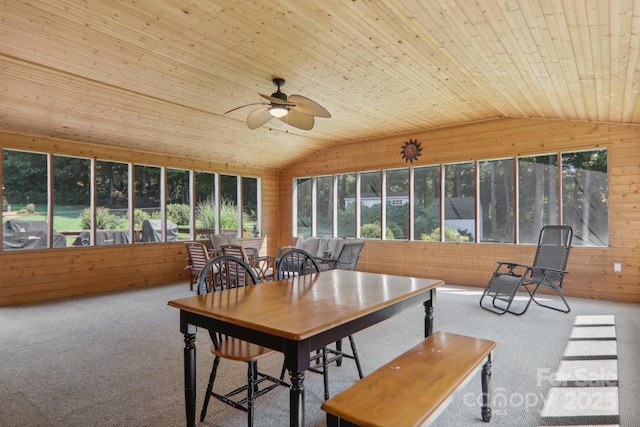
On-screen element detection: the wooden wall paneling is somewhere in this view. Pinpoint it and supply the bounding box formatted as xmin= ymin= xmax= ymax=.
xmin=0 ymin=132 xmax=280 ymax=305
xmin=278 ymin=117 xmax=640 ymax=303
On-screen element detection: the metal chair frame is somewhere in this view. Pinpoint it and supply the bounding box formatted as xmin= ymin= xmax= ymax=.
xmin=480 ymin=225 xmax=573 ymax=315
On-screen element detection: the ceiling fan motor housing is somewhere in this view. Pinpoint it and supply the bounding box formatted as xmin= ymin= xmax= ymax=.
xmin=271 ymin=78 xmax=287 ymax=100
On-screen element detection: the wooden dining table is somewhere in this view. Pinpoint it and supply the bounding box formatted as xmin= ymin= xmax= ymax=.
xmin=168 ymin=269 xmax=444 ymax=427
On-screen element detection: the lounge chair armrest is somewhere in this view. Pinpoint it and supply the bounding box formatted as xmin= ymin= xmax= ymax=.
xmin=496 ymin=261 xmax=531 ymax=269
xmin=530 ymin=266 xmax=568 ymax=275
xmin=495 ymin=261 xmax=532 ymax=276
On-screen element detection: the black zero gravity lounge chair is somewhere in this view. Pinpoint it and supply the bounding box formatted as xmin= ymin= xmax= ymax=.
xmin=479 ymin=225 xmax=573 ymax=315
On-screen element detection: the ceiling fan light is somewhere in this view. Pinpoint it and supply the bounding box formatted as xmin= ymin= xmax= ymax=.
xmin=269 ymin=105 xmax=289 ymax=117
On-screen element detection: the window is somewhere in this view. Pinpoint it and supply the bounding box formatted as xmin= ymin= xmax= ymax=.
xmin=518 ymin=155 xmax=559 ymax=243
xmin=359 ymin=171 xmax=381 ymax=238
xmin=413 ymin=165 xmax=440 ymax=241
xmin=479 ymin=158 xmax=514 ymax=243
xmin=166 ymin=168 xmax=191 ymax=241
xmin=0 ymin=150 xmax=262 ymax=251
xmin=95 ymin=160 xmax=129 ymax=245
xmin=134 ymin=164 xmax=161 ymax=242
xmin=194 ymin=171 xmax=216 ymax=237
xmin=315 ymin=176 xmax=333 ymax=237
xmin=293 ymin=148 xmax=608 ymax=247
xmin=443 ymin=162 xmax=475 ymax=242
xmin=242 ymin=177 xmax=259 ymax=237
xmin=220 ymin=174 xmax=240 ymax=235
xmin=2 ymin=150 xmax=51 ymax=250
xmin=295 ymin=178 xmax=312 ymax=236
xmin=562 ymin=149 xmax=608 ymax=246
xmin=53 ymin=155 xmax=91 ymax=247
xmin=336 ymin=173 xmax=356 ymax=238
xmin=384 ymin=168 xmax=409 ymax=240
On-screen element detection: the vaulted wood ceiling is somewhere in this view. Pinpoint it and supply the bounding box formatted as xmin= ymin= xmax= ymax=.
xmin=1 ymin=1 xmax=639 ymax=171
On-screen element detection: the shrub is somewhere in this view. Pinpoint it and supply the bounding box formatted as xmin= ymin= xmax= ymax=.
xmin=26 ymin=203 xmax=36 ymax=214
xmin=195 ymin=198 xmax=216 ymax=229
xmin=219 ymin=199 xmax=238 ymax=229
xmin=79 ymin=207 xmax=123 ymax=230
xmin=360 ymin=221 xmax=394 ymax=239
xmin=127 ymin=209 xmax=151 ymax=229
xmin=421 ymin=227 xmax=470 ymax=242
xmin=167 ymin=203 xmax=190 ymax=225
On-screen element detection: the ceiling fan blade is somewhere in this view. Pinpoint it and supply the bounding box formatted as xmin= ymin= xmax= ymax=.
xmin=288 ymin=95 xmax=331 ymax=118
xmin=279 ymin=109 xmax=314 ymax=130
xmin=247 ymin=107 xmax=273 ymax=129
xmin=224 ymin=102 xmax=266 ymax=115
xmin=259 ymin=93 xmax=290 ymax=105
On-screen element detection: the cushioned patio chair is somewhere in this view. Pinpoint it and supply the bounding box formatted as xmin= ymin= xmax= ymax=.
xmin=197 ymin=256 xmax=288 ymax=427
xmin=276 ymin=248 xmax=364 ymax=400
xmin=479 ymin=225 xmax=573 ymax=315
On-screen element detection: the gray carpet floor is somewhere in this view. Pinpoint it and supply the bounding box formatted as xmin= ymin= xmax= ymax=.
xmin=1 ymin=281 xmax=638 ymax=426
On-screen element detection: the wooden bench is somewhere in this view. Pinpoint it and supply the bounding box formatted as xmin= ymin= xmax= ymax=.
xmin=321 ymin=331 xmax=496 ymax=427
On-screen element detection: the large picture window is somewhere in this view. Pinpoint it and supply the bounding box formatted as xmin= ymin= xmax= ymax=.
xmin=1 ymin=149 xmax=262 ymax=250
xmin=292 ymin=148 xmax=608 ymax=247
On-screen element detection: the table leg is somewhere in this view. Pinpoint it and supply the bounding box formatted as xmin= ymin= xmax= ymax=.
xmin=183 ymin=325 xmax=197 ymax=427
xmin=481 ymin=354 xmax=493 ymax=422
xmin=423 ymin=288 xmax=435 ymax=338
xmin=288 ymin=369 xmax=305 ymax=427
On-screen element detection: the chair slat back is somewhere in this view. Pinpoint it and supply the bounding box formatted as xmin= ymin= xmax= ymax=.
xmin=184 ymin=242 xmax=210 ymax=275
xmin=197 ymin=255 xmax=258 ymax=295
xmin=276 ymin=248 xmax=320 ymax=279
xmin=220 ymin=244 xmax=250 ymax=262
xmin=197 ymin=256 xmax=259 ymax=349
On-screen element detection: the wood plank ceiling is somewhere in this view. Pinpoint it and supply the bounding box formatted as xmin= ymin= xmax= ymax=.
xmin=1 ymin=0 xmax=639 ymax=171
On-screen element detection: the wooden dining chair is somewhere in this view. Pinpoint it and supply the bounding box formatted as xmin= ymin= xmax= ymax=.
xmin=276 ymin=249 xmax=364 ymax=401
xmin=220 ymin=244 xmax=274 ymax=282
xmin=183 ymin=241 xmax=210 ymax=290
xmin=197 ymin=256 xmax=288 ymax=427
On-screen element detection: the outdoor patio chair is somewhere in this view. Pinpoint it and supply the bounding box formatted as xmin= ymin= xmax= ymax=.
xmin=184 ymin=241 xmax=210 ymax=291
xmin=197 ymin=256 xmax=288 ymax=427
xmin=220 ymin=244 xmax=274 ymax=282
xmin=276 ymin=248 xmax=364 ymax=400
xmin=315 ymin=241 xmax=365 ymax=272
xmin=479 ymin=225 xmax=573 ymax=315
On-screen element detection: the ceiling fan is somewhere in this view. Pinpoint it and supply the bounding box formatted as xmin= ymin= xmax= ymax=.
xmin=224 ymin=78 xmax=331 ymax=130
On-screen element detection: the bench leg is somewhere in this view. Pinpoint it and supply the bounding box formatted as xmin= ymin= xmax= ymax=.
xmin=481 ymin=354 xmax=492 ymax=422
